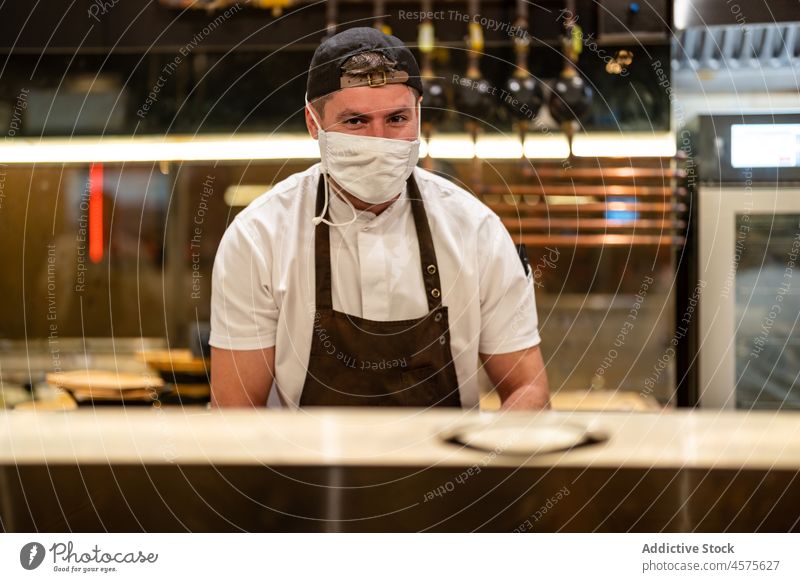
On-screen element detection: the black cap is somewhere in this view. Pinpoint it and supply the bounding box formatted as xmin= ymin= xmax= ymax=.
xmin=306 ymin=27 xmax=423 ymax=101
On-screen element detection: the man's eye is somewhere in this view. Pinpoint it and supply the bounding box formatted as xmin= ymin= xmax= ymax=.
xmin=344 ymin=117 xmax=365 ymax=126
xmin=389 ymin=115 xmax=408 ymax=123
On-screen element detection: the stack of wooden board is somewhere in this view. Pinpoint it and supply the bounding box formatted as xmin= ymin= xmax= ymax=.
xmin=45 ymin=370 xmax=164 ymax=404
xmin=136 ymin=349 xmax=210 ymax=403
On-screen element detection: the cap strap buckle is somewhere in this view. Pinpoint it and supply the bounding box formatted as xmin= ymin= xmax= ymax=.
xmin=339 ymin=70 xmax=409 ymax=90
xmin=367 ymin=71 xmax=387 ymax=87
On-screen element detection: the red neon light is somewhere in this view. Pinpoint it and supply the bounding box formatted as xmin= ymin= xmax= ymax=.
xmin=89 ymin=162 xmax=104 ymax=263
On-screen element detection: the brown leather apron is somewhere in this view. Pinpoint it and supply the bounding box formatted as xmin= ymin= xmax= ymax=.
xmin=299 ymin=175 xmax=462 ymax=407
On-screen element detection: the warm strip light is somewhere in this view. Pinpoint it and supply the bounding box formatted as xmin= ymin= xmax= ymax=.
xmin=89 ymin=162 xmax=104 ymax=264
xmin=524 ymin=136 xmax=572 ymax=159
xmin=0 ymin=135 xmax=318 ymax=163
xmin=0 ymin=133 xmax=676 ymax=163
xmin=571 ymin=133 xmax=677 ymax=158
xmin=475 ymin=135 xmax=523 ymax=159
xmin=421 ymin=136 xmax=476 ymax=159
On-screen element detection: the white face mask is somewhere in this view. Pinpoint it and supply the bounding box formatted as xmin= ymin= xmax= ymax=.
xmin=305 ymin=92 xmax=420 ymax=227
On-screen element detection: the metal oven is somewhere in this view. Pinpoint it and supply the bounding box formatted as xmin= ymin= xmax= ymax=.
xmin=698 ymin=114 xmax=800 ymax=409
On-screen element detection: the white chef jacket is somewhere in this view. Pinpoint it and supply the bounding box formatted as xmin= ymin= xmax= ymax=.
xmin=209 ymin=163 xmax=541 ymax=409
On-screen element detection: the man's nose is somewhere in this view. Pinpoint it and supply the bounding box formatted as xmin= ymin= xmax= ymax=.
xmin=367 ymin=120 xmax=386 ymax=138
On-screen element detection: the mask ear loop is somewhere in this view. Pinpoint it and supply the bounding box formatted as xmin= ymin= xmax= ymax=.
xmin=306 ymin=93 xmax=358 ymax=228
xmin=313 ymin=180 xmax=358 ymax=227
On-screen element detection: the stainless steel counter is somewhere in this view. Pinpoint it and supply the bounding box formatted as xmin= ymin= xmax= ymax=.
xmin=2 ymin=409 xmax=799 ymax=532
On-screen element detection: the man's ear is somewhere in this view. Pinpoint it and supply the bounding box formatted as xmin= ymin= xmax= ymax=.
xmin=305 ymin=105 xmax=319 ymax=139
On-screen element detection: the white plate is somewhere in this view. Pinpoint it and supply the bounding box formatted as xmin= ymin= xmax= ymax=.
xmin=442 ymin=420 xmax=606 ymax=456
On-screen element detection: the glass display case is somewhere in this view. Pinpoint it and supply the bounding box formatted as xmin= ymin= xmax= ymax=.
xmin=734 ymin=213 xmax=800 ymax=409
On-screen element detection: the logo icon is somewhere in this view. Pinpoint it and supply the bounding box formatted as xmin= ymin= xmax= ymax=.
xmin=20 ymin=542 xmax=46 ymax=570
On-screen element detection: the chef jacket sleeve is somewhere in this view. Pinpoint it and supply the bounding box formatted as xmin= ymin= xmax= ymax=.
xmin=209 ymin=219 xmax=278 ymax=350
xmin=477 ymin=214 xmax=542 ymax=354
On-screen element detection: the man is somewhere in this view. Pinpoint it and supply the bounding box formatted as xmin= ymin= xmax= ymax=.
xmin=210 ymin=27 xmax=549 ymax=410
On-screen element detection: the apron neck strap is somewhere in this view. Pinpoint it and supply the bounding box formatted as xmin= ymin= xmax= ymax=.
xmin=314 ymin=176 xmax=334 ymax=310
xmin=407 ymin=175 xmax=444 ymax=312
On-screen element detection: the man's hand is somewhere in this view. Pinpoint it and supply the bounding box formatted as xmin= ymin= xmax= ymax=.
xmin=480 ymin=345 xmax=550 ymax=410
xmin=210 ymin=346 xmax=275 ymax=408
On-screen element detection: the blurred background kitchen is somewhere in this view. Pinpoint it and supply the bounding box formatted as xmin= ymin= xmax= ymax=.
xmin=1 ymin=0 xmax=799 ymax=412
